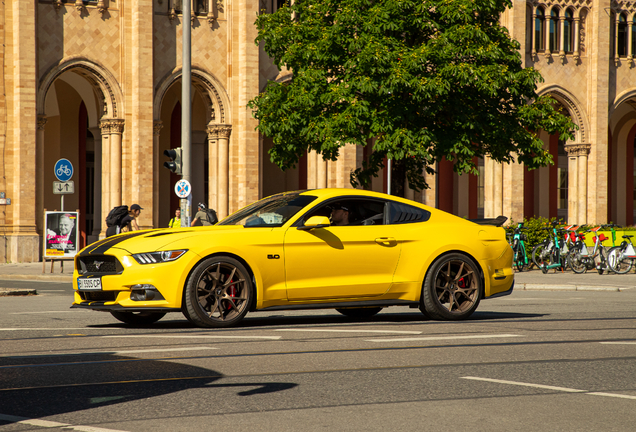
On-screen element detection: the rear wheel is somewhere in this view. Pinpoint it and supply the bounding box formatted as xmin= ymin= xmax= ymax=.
xmin=569 ymin=249 xmax=588 ymax=274
xmin=421 ymin=254 xmax=482 ymax=321
xmin=110 ymin=311 xmax=166 ymax=325
xmin=183 ymin=256 xmax=253 ymax=328
xmin=607 ymin=247 xmax=634 ymax=274
xmin=335 ymin=307 xmax=383 ymax=318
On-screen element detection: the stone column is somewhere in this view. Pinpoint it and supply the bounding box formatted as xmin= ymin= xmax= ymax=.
xmin=615 ymin=14 xmax=620 ymax=66
xmin=545 ymin=15 xmax=552 ymax=59
xmin=565 ymin=143 xmax=591 ymax=225
xmin=629 ymin=20 xmax=634 ymax=62
xmin=214 ymin=125 xmax=232 ymax=219
xmin=559 ymin=15 xmax=566 ymax=63
xmin=36 ymin=116 xmax=47 ymax=234
xmin=484 ymin=156 xmax=504 ymax=218
xmin=109 ymin=120 xmax=125 ymax=209
xmin=531 ymin=11 xmax=537 ymax=59
xmin=206 ymin=123 xmax=219 ymax=213
xmin=99 ymin=120 xmax=112 ymax=237
xmin=573 ymin=18 xmax=580 ymax=61
xmin=153 ymin=121 xmax=163 ymax=229
xmin=587 ymin=1 xmax=611 ymax=224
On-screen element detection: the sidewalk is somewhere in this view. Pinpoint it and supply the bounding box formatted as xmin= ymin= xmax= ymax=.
xmin=1 ymin=262 xmax=635 ymax=294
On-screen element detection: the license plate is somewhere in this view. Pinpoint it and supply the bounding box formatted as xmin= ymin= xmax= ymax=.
xmin=78 ymin=278 xmax=102 ymax=291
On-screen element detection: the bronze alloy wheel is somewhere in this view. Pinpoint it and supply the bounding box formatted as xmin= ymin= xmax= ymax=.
xmin=184 ymin=256 xmax=253 ymax=328
xmin=421 ymin=253 xmax=482 ymax=320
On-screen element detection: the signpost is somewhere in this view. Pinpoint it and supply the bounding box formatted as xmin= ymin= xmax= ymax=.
xmin=54 ymin=159 xmax=74 ymax=211
xmin=175 ymin=179 xmax=192 ymax=227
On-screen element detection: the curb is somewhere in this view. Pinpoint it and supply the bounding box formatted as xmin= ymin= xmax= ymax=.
xmin=519 ymin=284 xmax=633 ymax=292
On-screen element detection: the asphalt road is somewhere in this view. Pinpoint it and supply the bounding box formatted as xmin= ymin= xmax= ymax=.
xmin=1 ymin=283 xmax=636 ymax=431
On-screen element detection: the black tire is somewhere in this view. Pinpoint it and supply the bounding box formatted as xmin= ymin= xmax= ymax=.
xmin=532 ymin=242 xmax=549 ymax=269
xmin=110 ymin=311 xmax=166 ymax=325
xmin=183 ymin=256 xmax=253 ymax=328
xmin=335 ymin=307 xmax=383 ymax=318
xmin=607 ymin=247 xmax=634 ymax=274
xmin=568 ymin=250 xmax=588 ymax=274
xmin=421 ymin=253 xmax=482 ymax=321
xmin=514 ymin=247 xmax=528 ymax=272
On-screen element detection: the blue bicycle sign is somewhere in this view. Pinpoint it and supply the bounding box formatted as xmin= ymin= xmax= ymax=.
xmin=54 ymin=159 xmax=74 ymax=182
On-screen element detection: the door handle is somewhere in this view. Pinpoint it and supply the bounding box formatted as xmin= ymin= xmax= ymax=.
xmin=375 ymin=237 xmax=396 ymax=246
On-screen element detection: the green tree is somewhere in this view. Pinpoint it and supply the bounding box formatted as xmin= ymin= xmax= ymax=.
xmin=249 ymin=0 xmax=576 ymax=195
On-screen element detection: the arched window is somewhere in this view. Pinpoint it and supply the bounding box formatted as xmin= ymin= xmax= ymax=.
xmin=619 ymin=14 xmax=628 ymax=56
xmin=564 ymin=9 xmax=574 ymax=53
xmin=535 ymin=8 xmax=546 ymax=51
xmin=549 ymin=9 xmax=560 ymax=52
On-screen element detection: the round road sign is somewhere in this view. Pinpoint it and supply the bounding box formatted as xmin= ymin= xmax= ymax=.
xmin=174 ymin=179 xmax=191 ymax=198
xmin=54 ymin=159 xmax=74 ymax=182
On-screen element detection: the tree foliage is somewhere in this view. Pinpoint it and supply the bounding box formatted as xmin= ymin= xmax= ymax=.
xmin=249 ymin=0 xmax=576 ymax=193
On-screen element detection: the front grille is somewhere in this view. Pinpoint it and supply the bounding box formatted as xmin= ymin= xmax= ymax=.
xmin=78 ymin=291 xmax=118 ymax=302
xmin=77 ymin=255 xmax=123 ymax=274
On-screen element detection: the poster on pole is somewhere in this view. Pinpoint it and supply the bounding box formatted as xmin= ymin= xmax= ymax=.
xmin=44 ymin=211 xmax=79 ymax=258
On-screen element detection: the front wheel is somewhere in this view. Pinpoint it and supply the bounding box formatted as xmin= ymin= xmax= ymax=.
xmin=421 ymin=254 xmax=482 ymax=321
xmin=607 ymin=247 xmax=634 ymax=274
xmin=183 ymin=256 xmax=253 ymax=328
xmin=532 ymin=242 xmax=549 ymax=269
xmin=335 ymin=307 xmax=383 ymax=318
xmin=514 ymin=246 xmax=528 ymax=272
xmin=110 ymin=311 xmax=166 ymax=326
xmin=569 ymin=249 xmax=588 ymax=274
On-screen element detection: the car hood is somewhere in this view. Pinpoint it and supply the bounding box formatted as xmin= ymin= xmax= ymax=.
xmin=77 ymin=225 xmax=246 ymax=256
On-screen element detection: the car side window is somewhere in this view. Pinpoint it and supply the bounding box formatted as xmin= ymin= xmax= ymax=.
xmin=388 ymin=202 xmax=431 ymax=224
xmin=302 ymin=199 xmax=387 ymax=226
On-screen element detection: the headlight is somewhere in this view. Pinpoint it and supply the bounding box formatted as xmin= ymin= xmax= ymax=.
xmin=132 ymin=250 xmax=187 ymax=264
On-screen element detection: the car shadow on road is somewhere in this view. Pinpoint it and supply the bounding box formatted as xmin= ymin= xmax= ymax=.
xmin=0 ymin=353 xmax=298 ymax=422
xmin=84 ymin=310 xmax=545 ymax=331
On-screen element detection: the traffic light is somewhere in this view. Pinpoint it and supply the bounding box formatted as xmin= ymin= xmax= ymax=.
xmin=163 ymin=148 xmax=182 ymax=175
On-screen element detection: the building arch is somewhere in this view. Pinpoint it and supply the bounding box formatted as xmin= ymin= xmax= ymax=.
xmin=537 ymin=84 xmax=588 ymax=144
xmin=154 ymin=67 xmax=231 ymax=125
xmin=38 ymin=56 xmax=124 ymax=121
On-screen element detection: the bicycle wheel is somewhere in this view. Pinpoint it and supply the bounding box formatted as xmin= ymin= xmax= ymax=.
xmin=514 ymin=246 xmax=528 ymax=272
xmin=607 ymin=246 xmax=634 ymax=274
xmin=532 ymin=242 xmax=549 ymax=269
xmin=568 ymin=250 xmax=588 ymax=274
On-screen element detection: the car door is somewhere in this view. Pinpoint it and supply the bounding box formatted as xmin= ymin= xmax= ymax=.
xmin=284 ymin=199 xmax=401 ymax=300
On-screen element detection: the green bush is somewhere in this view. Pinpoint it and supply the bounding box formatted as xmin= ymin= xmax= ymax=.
xmin=505 ymin=216 xmax=563 ymax=248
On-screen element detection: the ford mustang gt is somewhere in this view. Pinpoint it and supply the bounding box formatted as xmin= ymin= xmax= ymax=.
xmin=72 ymin=189 xmax=514 ymax=327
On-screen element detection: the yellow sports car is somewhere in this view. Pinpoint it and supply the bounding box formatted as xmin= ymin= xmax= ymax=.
xmin=72 ymin=189 xmax=514 ymax=327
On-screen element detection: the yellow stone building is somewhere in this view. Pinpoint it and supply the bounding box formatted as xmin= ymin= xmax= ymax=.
xmin=0 ymin=0 xmax=632 ymax=262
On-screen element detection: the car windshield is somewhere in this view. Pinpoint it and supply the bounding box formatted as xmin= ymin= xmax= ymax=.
xmin=218 ymin=192 xmax=317 ymax=227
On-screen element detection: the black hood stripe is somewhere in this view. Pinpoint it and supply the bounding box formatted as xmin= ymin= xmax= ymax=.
xmin=80 ymin=231 xmax=149 ymax=256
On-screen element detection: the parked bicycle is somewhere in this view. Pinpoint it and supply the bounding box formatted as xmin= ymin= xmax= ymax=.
xmin=510 ymin=222 xmax=530 ymax=271
xmin=532 ymin=223 xmax=569 ymax=273
xmin=568 ymin=225 xmax=617 ymax=274
xmin=607 ymin=234 xmax=636 ymax=274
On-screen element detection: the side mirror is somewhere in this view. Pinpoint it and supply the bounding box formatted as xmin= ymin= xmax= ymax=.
xmin=297 ymin=216 xmax=331 ymax=231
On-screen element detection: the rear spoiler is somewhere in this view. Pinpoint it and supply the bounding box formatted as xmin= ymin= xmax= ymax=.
xmin=469 ymin=215 xmax=508 ymax=227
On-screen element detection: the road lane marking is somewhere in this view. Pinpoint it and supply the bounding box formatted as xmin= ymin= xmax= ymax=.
xmin=462 ymin=376 xmax=636 ymax=400
xmin=275 ymin=329 xmax=422 ymax=334
xmin=10 ymin=311 xmax=81 ymax=314
xmin=600 ymin=342 xmax=636 ymax=345
xmin=102 ymin=335 xmax=282 ymax=340
xmin=366 ymin=334 xmax=523 ymax=342
xmin=587 ymin=392 xmax=636 ymax=400
xmin=0 ymin=413 xmax=129 ymax=431
xmin=461 ymin=376 xmax=586 ymax=392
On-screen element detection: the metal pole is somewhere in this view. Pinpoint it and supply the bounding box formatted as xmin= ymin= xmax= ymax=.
xmin=181 ymin=0 xmax=192 ymax=227
xmin=387 ymin=159 xmax=392 ymax=195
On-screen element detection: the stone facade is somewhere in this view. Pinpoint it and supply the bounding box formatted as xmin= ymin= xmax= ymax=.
xmin=0 ymin=0 xmax=633 ymax=263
